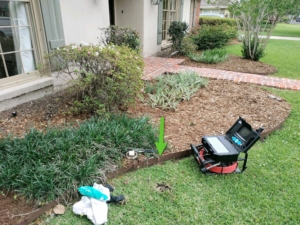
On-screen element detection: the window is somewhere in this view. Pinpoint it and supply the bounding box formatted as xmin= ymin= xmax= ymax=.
xmin=162 ymin=0 xmax=180 ymax=41
xmin=0 ymin=1 xmax=39 ymax=80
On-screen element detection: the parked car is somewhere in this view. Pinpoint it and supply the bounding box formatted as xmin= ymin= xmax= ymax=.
xmin=200 ymin=13 xmax=225 ymax=18
xmin=296 ymin=17 xmax=300 ymax=22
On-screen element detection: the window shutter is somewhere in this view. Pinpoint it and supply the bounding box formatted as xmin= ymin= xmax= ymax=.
xmin=180 ymin=0 xmax=184 ymax=21
xmin=157 ymin=0 xmax=163 ymax=44
xmin=40 ymin=0 xmax=65 ymax=50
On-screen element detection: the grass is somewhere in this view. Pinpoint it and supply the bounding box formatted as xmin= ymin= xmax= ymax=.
xmin=46 ymin=88 xmax=300 ymax=224
xmin=0 ymin=115 xmax=157 ymax=202
xmin=225 ymin=39 xmax=300 ymax=79
xmin=144 ymin=71 xmax=207 ymax=110
xmin=188 ymin=48 xmax=229 ymax=64
xmin=270 ymin=23 xmax=300 ymax=37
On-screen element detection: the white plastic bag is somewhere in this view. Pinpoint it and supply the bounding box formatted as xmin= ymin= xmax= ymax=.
xmin=73 ymin=183 xmax=110 ymax=225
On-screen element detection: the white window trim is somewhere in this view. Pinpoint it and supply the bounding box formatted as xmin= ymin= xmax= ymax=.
xmin=0 ymin=0 xmax=48 ymax=81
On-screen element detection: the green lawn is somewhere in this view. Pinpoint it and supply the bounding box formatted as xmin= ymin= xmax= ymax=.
xmin=47 ymin=89 xmax=300 ymax=225
xmin=271 ymin=23 xmax=300 ymax=37
xmin=225 ymin=39 xmax=300 ymax=79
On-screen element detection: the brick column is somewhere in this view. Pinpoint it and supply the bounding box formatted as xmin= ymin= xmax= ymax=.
xmin=194 ymin=0 xmax=201 ymax=28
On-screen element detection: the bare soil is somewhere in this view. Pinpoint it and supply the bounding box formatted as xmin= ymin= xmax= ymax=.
xmin=0 ymin=56 xmax=291 ymax=224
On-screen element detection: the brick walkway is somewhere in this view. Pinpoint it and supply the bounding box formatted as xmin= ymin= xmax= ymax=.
xmin=143 ymin=57 xmax=300 ymax=91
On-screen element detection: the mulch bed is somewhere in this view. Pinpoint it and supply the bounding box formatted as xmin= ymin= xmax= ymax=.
xmin=178 ymin=54 xmax=278 ymax=75
xmin=0 ymin=54 xmax=290 ymax=224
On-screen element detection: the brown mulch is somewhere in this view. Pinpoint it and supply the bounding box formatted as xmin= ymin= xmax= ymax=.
xmin=128 ymin=79 xmax=290 ymax=152
xmin=178 ymin=54 xmax=278 ymax=75
xmin=0 ymin=55 xmax=291 ymax=224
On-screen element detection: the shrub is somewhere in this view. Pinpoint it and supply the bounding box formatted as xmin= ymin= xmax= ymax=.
xmin=192 ymin=25 xmax=231 ymax=50
xmin=167 ymin=21 xmax=189 ymax=53
xmin=188 ymin=48 xmax=229 ymax=64
xmin=40 ymin=44 xmax=144 ymax=116
xmin=242 ymin=38 xmax=265 ymax=61
xmin=99 ymin=26 xmax=141 ymax=51
xmin=199 ymin=17 xmax=236 ymax=27
xmin=222 ymin=24 xmax=238 ymax=39
xmin=144 ymin=71 xmax=207 ymax=110
xmin=179 ymin=35 xmax=197 ymax=55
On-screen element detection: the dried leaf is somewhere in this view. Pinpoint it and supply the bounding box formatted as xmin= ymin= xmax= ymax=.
xmin=53 ymin=204 xmax=65 ymax=215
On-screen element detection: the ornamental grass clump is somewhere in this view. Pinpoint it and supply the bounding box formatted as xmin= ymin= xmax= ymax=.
xmin=0 ymin=115 xmax=157 ymax=202
xmin=40 ymin=44 xmax=144 ymax=117
xmin=188 ymin=48 xmax=229 ymax=64
xmin=144 ymin=71 xmax=207 ymax=110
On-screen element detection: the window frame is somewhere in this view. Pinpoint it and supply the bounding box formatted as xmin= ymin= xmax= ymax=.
xmin=0 ymin=0 xmax=47 ymax=81
xmin=162 ymin=0 xmax=180 ymax=42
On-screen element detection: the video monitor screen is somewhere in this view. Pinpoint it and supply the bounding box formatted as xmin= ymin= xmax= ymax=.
xmin=237 ymin=126 xmax=252 ymax=140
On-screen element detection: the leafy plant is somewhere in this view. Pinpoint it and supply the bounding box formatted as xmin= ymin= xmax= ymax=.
xmin=188 ymin=48 xmax=229 ymax=64
xmin=167 ymin=21 xmax=189 ymax=53
xmin=0 ymin=115 xmax=157 ymax=202
xmin=144 ymin=71 xmax=207 ymax=110
xmin=40 ymin=44 xmax=144 ymax=117
xmin=191 ymin=25 xmax=231 ymax=50
xmin=99 ymin=25 xmax=141 ymax=51
xmin=179 ymin=35 xmax=197 ymax=55
xmin=199 ymin=17 xmax=236 ymax=26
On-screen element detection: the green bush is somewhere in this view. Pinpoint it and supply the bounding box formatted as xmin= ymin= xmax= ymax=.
xmin=99 ymin=26 xmax=141 ymax=51
xmin=0 ymin=115 xmax=157 ymax=202
xmin=188 ymin=48 xmax=229 ymax=64
xmin=222 ymin=24 xmax=238 ymax=39
xmin=242 ymin=38 xmax=265 ymax=61
xmin=167 ymin=21 xmax=189 ymax=53
xmin=144 ymin=71 xmax=207 ymax=110
xmin=179 ymin=35 xmax=197 ymax=55
xmin=41 ymin=44 xmax=144 ymax=116
xmin=199 ymin=17 xmax=236 ymax=27
xmin=192 ymin=25 xmax=231 ymax=50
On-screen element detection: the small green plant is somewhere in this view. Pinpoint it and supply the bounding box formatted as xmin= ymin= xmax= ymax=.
xmin=40 ymin=44 xmax=144 ymax=116
xmin=167 ymin=21 xmax=189 ymax=53
xmin=188 ymin=48 xmax=229 ymax=64
xmin=144 ymin=71 xmax=207 ymax=110
xmin=0 ymin=115 xmax=157 ymax=202
xmin=99 ymin=25 xmax=141 ymax=51
xmin=191 ymin=25 xmax=231 ymax=50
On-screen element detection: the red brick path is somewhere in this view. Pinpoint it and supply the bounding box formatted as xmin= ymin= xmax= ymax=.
xmin=143 ymin=57 xmax=300 ymax=91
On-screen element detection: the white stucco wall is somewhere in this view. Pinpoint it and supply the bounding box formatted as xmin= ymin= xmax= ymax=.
xmin=115 ymin=0 xmax=193 ymax=57
xmin=143 ymin=1 xmax=162 ymax=57
xmin=114 ymin=0 xmax=150 ymax=54
xmin=182 ymin=0 xmax=191 ymax=25
xmin=60 ymin=0 xmax=110 ymax=45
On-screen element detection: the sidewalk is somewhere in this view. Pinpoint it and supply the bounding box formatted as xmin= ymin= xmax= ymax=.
xmin=269 ymin=36 xmax=300 ymax=41
xmin=143 ymin=57 xmax=300 ymax=91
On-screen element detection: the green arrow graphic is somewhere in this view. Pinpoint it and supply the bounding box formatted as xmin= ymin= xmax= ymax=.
xmin=155 ymin=117 xmax=167 ymax=155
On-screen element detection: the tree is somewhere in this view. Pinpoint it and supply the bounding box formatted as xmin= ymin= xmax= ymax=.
xmin=208 ymin=0 xmax=300 ymax=61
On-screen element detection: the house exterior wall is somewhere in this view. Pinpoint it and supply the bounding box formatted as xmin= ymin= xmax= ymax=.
xmin=142 ymin=1 xmax=162 ymax=57
xmin=200 ymin=0 xmax=229 ymax=17
xmin=114 ymin=0 xmax=145 ymax=52
xmin=115 ymin=0 xmax=194 ymax=57
xmin=60 ymin=0 xmax=110 ymax=46
xmin=182 ymin=0 xmax=191 ymax=24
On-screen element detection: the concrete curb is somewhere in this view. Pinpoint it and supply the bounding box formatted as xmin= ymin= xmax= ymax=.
xmin=17 ymin=113 xmax=289 ymax=225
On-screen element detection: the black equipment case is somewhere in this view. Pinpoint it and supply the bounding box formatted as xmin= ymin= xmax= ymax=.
xmin=191 ymin=117 xmax=264 ymax=174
